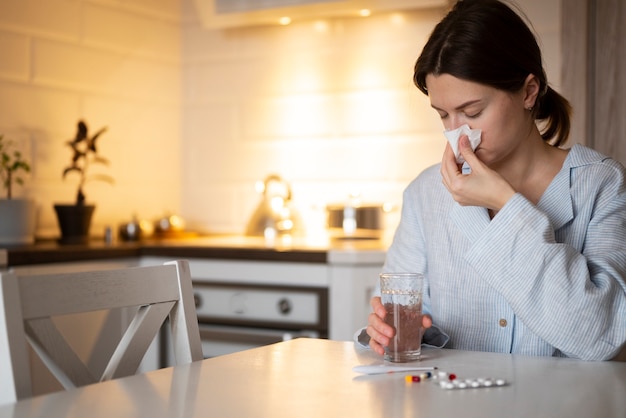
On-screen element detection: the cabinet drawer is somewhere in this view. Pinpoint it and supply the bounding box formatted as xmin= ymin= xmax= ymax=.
xmin=193 ymin=282 xmax=328 ymax=330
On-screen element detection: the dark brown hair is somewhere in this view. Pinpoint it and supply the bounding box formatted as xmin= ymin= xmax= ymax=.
xmin=414 ymin=0 xmax=571 ymax=146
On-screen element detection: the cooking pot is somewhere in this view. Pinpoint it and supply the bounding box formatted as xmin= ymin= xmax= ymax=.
xmin=326 ymin=203 xmax=387 ymax=239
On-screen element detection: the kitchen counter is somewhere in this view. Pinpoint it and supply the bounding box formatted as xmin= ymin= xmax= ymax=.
xmin=2 ymin=234 xmax=388 ymax=344
xmin=1 ymin=235 xmax=388 ymax=268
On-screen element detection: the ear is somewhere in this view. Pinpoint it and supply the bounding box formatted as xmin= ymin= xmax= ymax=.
xmin=523 ymin=74 xmax=540 ymax=110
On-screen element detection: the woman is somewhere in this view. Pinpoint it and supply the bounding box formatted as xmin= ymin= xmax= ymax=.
xmin=361 ymin=0 xmax=626 ymax=360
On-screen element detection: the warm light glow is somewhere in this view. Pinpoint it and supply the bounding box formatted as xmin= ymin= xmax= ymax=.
xmin=255 ymin=180 xmax=265 ymax=194
xmin=274 ymin=95 xmax=330 ymax=137
xmin=279 ymin=16 xmax=291 ymax=25
xmin=353 ymin=68 xmax=384 ymax=88
xmin=341 ymin=90 xmax=400 ymax=134
xmin=313 ymin=20 xmax=328 ymax=33
xmin=270 ymin=196 xmax=285 ymax=211
xmin=359 ymin=9 xmax=371 ymax=17
xmin=168 ymin=214 xmax=185 ymax=230
xmin=264 ymin=227 xmax=277 ymax=241
xmin=382 ymin=202 xmax=394 ymax=213
xmin=390 ymin=13 xmax=405 ymax=26
xmin=278 ymin=218 xmax=294 ymax=231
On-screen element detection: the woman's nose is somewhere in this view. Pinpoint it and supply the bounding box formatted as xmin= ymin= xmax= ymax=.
xmin=449 ymin=115 xmax=466 ymax=130
xmin=445 ymin=117 xmax=463 ymax=131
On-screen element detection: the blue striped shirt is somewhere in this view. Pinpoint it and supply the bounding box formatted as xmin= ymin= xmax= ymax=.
xmin=382 ymin=144 xmax=626 ymax=360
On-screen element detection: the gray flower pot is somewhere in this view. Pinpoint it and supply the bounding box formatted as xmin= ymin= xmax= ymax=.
xmin=0 ymin=199 xmax=37 ymax=245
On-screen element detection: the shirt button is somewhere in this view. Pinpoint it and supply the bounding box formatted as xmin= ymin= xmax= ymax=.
xmin=499 ymin=319 xmax=508 ymax=327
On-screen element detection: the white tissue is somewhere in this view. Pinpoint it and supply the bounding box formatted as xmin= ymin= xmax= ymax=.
xmin=443 ymin=124 xmax=482 ymax=164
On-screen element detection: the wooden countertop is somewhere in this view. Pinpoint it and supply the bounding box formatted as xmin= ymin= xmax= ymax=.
xmin=2 ymin=241 xmax=142 ymax=266
xmin=2 ymin=235 xmax=388 ymax=267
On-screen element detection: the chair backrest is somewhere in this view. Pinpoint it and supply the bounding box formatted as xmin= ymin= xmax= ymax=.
xmin=0 ymin=260 xmax=203 ymax=405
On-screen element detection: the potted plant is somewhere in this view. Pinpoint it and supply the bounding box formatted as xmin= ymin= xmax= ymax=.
xmin=54 ymin=120 xmax=113 ymax=244
xmin=0 ymin=134 xmax=36 ymax=245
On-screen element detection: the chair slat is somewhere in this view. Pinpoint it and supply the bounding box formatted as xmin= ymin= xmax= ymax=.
xmin=101 ymin=301 xmax=175 ymax=381
xmin=19 ymin=265 xmax=180 ymax=319
xmin=25 ymin=318 xmax=95 ymax=388
xmin=0 ymin=272 xmax=32 ymax=404
xmin=167 ymin=261 xmax=204 ymax=364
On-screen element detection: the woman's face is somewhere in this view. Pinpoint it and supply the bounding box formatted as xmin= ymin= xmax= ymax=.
xmin=425 ymin=73 xmax=531 ymax=167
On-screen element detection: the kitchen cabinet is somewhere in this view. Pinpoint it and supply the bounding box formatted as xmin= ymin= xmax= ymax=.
xmin=143 ymin=252 xmax=381 ymax=338
xmin=140 ymin=252 xmax=382 ymax=365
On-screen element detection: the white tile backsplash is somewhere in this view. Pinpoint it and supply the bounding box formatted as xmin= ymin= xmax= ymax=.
xmin=83 ymin=2 xmax=180 ymax=59
xmin=0 ymin=0 xmax=562 ymax=239
xmin=0 ymin=32 xmax=29 ymax=81
xmin=0 ymin=0 xmax=81 ymax=40
xmin=181 ymin=0 xmax=562 ymax=234
xmin=180 ymin=6 xmax=454 ymax=234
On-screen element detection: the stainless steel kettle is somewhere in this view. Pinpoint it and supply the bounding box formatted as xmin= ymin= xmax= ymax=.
xmin=245 ymin=174 xmax=301 ymax=238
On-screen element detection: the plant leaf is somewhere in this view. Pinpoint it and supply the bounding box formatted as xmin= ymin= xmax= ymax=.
xmin=74 ymin=120 xmax=88 ymax=143
xmin=72 ymin=150 xmax=85 ymax=162
xmin=87 ymin=174 xmax=114 ymax=184
xmin=63 ymin=166 xmax=82 ymax=178
xmin=90 ymin=127 xmax=108 ymax=142
xmin=92 ymin=156 xmax=110 ymax=165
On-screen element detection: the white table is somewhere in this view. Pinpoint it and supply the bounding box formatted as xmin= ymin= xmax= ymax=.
xmin=2 ymin=338 xmax=625 ymax=417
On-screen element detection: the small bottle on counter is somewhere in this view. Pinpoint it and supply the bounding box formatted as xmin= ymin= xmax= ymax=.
xmin=104 ymin=225 xmax=113 ymax=245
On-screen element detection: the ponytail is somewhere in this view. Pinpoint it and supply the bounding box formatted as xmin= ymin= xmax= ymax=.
xmin=534 ymin=86 xmax=572 ymax=147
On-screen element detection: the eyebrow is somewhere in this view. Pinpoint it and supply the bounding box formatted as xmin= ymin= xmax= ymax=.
xmin=431 ymin=99 xmax=482 ymax=112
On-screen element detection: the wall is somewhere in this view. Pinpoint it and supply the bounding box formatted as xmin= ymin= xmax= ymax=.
xmin=180 ymin=0 xmax=562 ymax=236
xmin=0 ymin=0 xmax=182 ymax=239
xmin=0 ymin=0 xmax=561 ymax=240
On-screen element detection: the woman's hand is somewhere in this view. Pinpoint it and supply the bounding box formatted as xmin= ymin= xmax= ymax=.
xmin=366 ymin=296 xmax=433 ymax=356
xmin=440 ymin=136 xmax=515 ymax=211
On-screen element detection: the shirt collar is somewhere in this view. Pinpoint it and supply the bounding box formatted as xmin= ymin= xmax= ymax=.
xmin=451 ymin=144 xmax=603 ymax=234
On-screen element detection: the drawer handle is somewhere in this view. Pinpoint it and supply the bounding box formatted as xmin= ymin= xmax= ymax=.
xmin=193 ymin=292 xmax=202 ymax=309
xmin=277 ymin=298 xmax=292 ymax=315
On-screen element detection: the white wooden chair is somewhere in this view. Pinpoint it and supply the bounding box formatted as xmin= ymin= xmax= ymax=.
xmin=0 ymin=260 xmax=203 ymax=405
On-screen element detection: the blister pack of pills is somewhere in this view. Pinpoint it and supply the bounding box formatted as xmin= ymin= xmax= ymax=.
xmin=438 ymin=377 xmax=508 ymax=390
xmin=403 ymin=370 xmax=509 ymax=390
